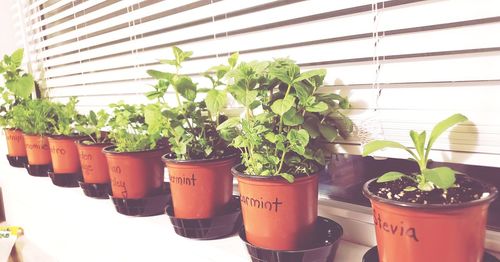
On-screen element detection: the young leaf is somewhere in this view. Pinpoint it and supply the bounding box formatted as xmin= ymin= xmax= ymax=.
xmin=293 ymin=69 xmax=326 ymax=83
xmin=287 ymin=129 xmax=309 ymax=147
xmin=318 ymin=123 xmax=338 ymax=142
xmin=10 ymin=48 xmax=24 ymax=67
xmin=422 ymin=167 xmax=456 ymax=190
xmin=228 ymin=52 xmax=239 ymax=68
xmin=363 ymin=140 xmax=418 ymax=160
xmin=271 ymin=95 xmax=295 ymax=116
xmin=280 ymin=173 xmax=295 ymax=183
xmin=205 ymin=89 xmax=227 ymax=116
xmin=409 ymin=130 xmax=426 ymax=160
xmin=147 ymin=70 xmax=172 ymax=80
xmin=377 ymin=171 xmax=407 ymax=183
xmin=425 ymin=114 xmax=468 ymax=160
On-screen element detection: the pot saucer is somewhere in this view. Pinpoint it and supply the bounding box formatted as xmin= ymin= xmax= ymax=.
xmin=109 ymin=182 xmax=171 ymax=217
xmin=25 ymin=164 xmax=51 ymax=177
xmin=6 ymin=155 xmax=27 ymax=168
xmin=362 ymin=246 xmax=500 ymax=262
xmin=48 ymin=171 xmax=81 ymax=187
xmin=77 ymin=179 xmax=111 ymax=199
xmin=239 ymin=216 xmax=343 ymax=262
xmin=166 ymin=195 xmax=242 ymax=240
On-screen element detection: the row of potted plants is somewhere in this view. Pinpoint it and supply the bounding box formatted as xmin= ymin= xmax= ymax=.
xmin=1 ymin=48 xmax=497 ymax=262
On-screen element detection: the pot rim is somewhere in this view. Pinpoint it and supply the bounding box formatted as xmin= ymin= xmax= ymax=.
xmin=4 ymin=128 xmax=22 ymax=131
xmin=75 ymin=138 xmax=113 ymax=147
xmin=47 ymin=134 xmax=86 ymax=140
xmin=22 ymin=133 xmax=50 ymax=138
xmin=231 ymin=164 xmax=321 ymax=181
xmin=362 ymin=176 xmax=499 ymax=210
xmin=102 ymin=145 xmax=166 ymax=155
xmin=161 ymin=149 xmax=239 ymax=164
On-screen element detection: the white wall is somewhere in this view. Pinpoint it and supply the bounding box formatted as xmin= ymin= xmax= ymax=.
xmin=0 ymin=0 xmax=23 ymax=56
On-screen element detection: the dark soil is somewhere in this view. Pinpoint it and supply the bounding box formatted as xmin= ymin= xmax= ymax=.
xmin=368 ymin=175 xmax=490 ymax=204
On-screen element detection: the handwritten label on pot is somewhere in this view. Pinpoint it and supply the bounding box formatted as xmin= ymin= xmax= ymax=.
xmin=170 ymin=174 xmax=196 ymax=186
xmin=111 ymin=177 xmax=127 ymax=198
xmin=373 ymin=210 xmax=419 ymax=242
xmin=240 ymin=195 xmax=283 ymax=213
xmin=50 ymin=147 xmax=66 ymax=155
xmin=6 ymin=134 xmax=22 ymax=142
xmin=26 ymin=143 xmax=49 ymax=150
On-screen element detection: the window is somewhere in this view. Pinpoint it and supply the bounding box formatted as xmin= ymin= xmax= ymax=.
xmin=15 ymin=0 xmax=500 ymax=234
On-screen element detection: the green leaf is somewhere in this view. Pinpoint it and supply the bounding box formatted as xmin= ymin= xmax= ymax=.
xmin=271 ymin=95 xmax=295 ymax=116
xmin=11 ymin=48 xmax=24 ymax=67
xmin=362 ymin=140 xmax=417 ymax=160
xmin=174 ymin=76 xmax=197 ymax=101
xmin=404 ymin=186 xmax=417 ymax=192
xmin=5 ymin=75 xmax=34 ymax=99
xmin=305 ymin=101 xmax=328 ymax=112
xmin=147 ymin=70 xmax=172 ymax=80
xmin=410 ymin=130 xmax=426 ymax=160
xmin=205 ymin=89 xmax=227 ymax=116
xmin=318 ymin=123 xmax=337 ymax=142
xmin=293 ymin=69 xmax=326 ymax=83
xmin=377 ymin=172 xmax=407 ymax=183
xmin=425 ymin=114 xmax=468 ymax=160
xmin=313 ymin=149 xmax=326 ymax=165
xmin=280 ymin=173 xmax=295 ymax=183
xmin=228 ymin=52 xmax=238 ymax=68
xmin=422 ymin=167 xmax=456 ymax=190
xmin=418 ymin=181 xmax=434 ymax=191
xmin=287 ymin=129 xmax=309 ymax=147
xmin=216 ymin=117 xmax=240 ymax=130
xmin=282 ymin=108 xmax=304 ymax=126
xmin=303 ymin=116 xmax=320 ymax=139
xmin=227 ymin=85 xmax=258 ymax=107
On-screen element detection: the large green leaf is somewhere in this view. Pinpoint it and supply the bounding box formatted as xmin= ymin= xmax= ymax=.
xmin=174 ymin=76 xmax=197 ymax=101
xmin=293 ymin=69 xmax=326 ymax=83
xmin=422 ymin=167 xmax=456 ymax=190
xmin=205 ymin=89 xmax=227 ymax=116
xmin=425 ymin=114 xmax=468 ymax=160
xmin=147 ymin=70 xmax=172 ymax=80
xmin=377 ymin=171 xmax=407 ymax=183
xmin=305 ymin=101 xmax=328 ymax=113
xmin=282 ymin=108 xmax=304 ymax=126
xmin=5 ymin=75 xmax=34 ymax=99
xmin=11 ymin=48 xmax=24 ymax=67
xmin=303 ymin=115 xmax=320 ymax=138
xmin=227 ymin=85 xmax=258 ymax=107
xmin=362 ymin=140 xmax=416 ymax=160
xmin=271 ymin=95 xmax=295 ymax=116
xmin=410 ymin=130 xmax=426 ymax=160
xmin=287 ymin=129 xmax=309 ymax=147
xmin=318 ymin=123 xmax=337 ymax=142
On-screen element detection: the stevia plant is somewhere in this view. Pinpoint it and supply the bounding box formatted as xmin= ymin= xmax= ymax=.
xmin=362 ymin=114 xmax=468 ymax=191
xmin=75 ymin=109 xmax=111 ymax=144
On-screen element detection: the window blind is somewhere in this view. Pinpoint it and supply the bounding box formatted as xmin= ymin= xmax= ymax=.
xmin=16 ymin=0 xmax=500 ymax=167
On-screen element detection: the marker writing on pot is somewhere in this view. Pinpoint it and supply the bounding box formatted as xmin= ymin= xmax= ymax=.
xmin=240 ymin=195 xmax=283 ymax=213
xmin=374 ymin=211 xmax=419 ymax=242
xmin=7 ymin=134 xmax=22 ymax=142
xmin=80 ymin=152 xmax=92 ymax=160
xmin=170 ymin=174 xmax=196 ymax=186
xmin=26 ymin=143 xmax=49 ymax=150
xmin=50 ymin=147 xmax=66 ymax=155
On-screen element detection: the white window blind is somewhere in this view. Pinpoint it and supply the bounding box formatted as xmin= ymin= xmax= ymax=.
xmin=14 ymin=0 xmax=500 ymax=167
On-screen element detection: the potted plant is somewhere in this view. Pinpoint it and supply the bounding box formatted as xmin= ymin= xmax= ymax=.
xmin=146 ymin=47 xmax=239 ymax=221
xmin=75 ymin=109 xmax=112 ymax=194
xmin=0 ymin=48 xmax=35 ymax=167
xmin=46 ymin=97 xmax=85 ymax=187
xmin=14 ymin=99 xmax=56 ymax=176
xmin=103 ymin=102 xmax=167 ymax=201
xmin=218 ymin=58 xmax=353 ymax=250
xmin=362 ymin=114 xmax=498 ymax=262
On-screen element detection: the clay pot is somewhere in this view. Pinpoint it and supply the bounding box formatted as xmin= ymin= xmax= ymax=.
xmin=23 ymin=134 xmax=51 ymax=165
xmin=233 ymin=165 xmax=319 ymax=251
xmin=162 ymin=153 xmax=238 ymax=219
xmin=76 ymin=139 xmax=112 ymax=184
xmin=102 ymin=146 xmax=167 ymax=199
xmin=4 ymin=128 xmax=27 ymax=157
xmin=363 ymin=177 xmax=498 ymax=262
xmin=48 ymin=136 xmax=83 ymax=174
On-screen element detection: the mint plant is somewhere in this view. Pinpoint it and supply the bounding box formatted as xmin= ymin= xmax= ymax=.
xmin=75 ymin=109 xmax=110 ymax=144
xmin=108 ymin=102 xmax=161 ymax=152
xmin=218 ymin=58 xmax=353 ymax=182
xmin=144 ymin=46 xmax=232 ymax=160
xmin=362 ymin=114 xmax=468 ymax=191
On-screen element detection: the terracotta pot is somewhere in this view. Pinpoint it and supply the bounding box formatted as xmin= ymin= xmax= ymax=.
xmin=233 ymin=165 xmax=319 ymax=251
xmin=363 ymin=177 xmax=498 ymax=262
xmin=76 ymin=139 xmax=112 ymax=184
xmin=103 ymin=146 xmax=166 ymax=199
xmin=4 ymin=129 xmax=27 ymax=157
xmin=23 ymin=134 xmax=51 ymax=165
xmin=162 ymin=153 xmax=238 ymax=219
xmin=48 ymin=136 xmax=83 ymax=174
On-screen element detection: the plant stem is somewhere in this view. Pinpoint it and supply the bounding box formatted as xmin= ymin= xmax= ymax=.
xmin=275 ymin=147 xmax=288 ymax=175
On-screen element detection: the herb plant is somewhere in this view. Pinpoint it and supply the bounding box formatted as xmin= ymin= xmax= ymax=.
xmin=49 ymin=97 xmax=82 ymax=136
xmin=11 ymin=99 xmax=56 ymax=135
xmin=218 ymin=58 xmax=353 ymax=182
xmin=108 ymin=102 xmax=161 ymax=152
xmin=144 ymin=46 xmax=232 ymax=160
xmin=75 ymin=109 xmax=111 ymax=144
xmin=362 ymin=114 xmax=468 ymax=191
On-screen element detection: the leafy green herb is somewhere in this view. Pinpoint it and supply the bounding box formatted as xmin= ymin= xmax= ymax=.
xmin=144 ymin=46 xmax=232 ymax=160
xmin=363 ymin=114 xmax=468 ymax=191
xmin=75 ymin=109 xmax=110 ymax=144
xmin=49 ymin=97 xmax=83 ymax=136
xmin=10 ymin=99 xmax=56 ymax=135
xmin=218 ymin=58 xmax=353 ymax=182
